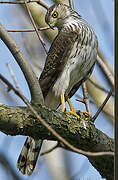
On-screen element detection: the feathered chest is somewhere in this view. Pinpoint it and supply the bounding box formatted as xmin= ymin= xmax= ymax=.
xmin=52 ymin=30 xmax=97 ymax=97
xmin=39 ymin=20 xmax=98 ymax=99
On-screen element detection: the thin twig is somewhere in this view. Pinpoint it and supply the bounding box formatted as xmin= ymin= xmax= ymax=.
xmin=88 ymin=78 xmax=114 ymax=97
xmin=76 ymin=98 xmax=85 ymax=104
xmin=24 ymin=0 xmax=48 ymax=54
xmin=0 ymin=74 xmax=114 ymax=157
xmin=97 ymin=55 xmax=114 ymax=87
xmin=76 ymin=94 xmax=94 ymax=104
xmin=0 ymin=0 xmax=39 ymax=4
xmin=68 ymin=0 xmax=74 ymax=9
xmin=85 ymin=80 xmax=114 ymax=122
xmin=36 ymin=0 xmax=49 ymax=9
xmin=76 ymin=97 xmax=93 ymax=104
xmin=98 ymin=51 xmax=114 ymax=76
xmin=92 ymin=86 xmax=114 ymax=122
xmin=40 ymin=142 xmax=59 ymax=156
xmin=7 ymin=27 xmax=50 ymax=33
xmin=0 ymin=0 xmax=49 ymax=9
xmin=6 ymin=64 xmax=20 ymax=90
xmin=0 ymin=73 xmax=24 ymax=100
xmin=82 ymin=82 xmax=91 ymax=114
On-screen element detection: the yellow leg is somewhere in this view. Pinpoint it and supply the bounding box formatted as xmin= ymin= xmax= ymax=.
xmin=65 ymin=96 xmax=77 ymax=112
xmin=65 ymin=96 xmax=80 ymax=119
xmin=60 ymin=94 xmax=90 ymax=119
xmin=61 ymin=93 xmax=66 ymax=112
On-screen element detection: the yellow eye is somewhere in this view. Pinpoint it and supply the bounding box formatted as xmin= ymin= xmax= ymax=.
xmin=52 ymin=11 xmax=58 ymax=18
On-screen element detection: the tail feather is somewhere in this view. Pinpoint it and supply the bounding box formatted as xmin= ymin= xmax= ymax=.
xmin=17 ymin=137 xmax=43 ymax=176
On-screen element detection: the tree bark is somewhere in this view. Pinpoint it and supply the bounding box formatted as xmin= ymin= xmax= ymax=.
xmin=0 ymin=104 xmax=114 ymax=180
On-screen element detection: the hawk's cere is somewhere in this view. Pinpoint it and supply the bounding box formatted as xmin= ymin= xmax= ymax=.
xmin=17 ymin=4 xmax=98 ymax=175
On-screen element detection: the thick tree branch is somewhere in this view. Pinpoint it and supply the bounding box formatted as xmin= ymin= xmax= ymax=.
xmin=0 ymin=104 xmax=114 ymax=180
xmin=0 ymin=22 xmax=44 ymax=104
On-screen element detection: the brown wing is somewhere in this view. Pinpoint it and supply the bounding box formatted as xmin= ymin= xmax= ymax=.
xmin=39 ymin=31 xmax=78 ymax=98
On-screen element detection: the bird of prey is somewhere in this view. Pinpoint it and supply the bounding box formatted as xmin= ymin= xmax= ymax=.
xmin=17 ymin=3 xmax=98 ymax=175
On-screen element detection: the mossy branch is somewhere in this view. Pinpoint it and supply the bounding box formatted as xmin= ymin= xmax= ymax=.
xmin=0 ymin=103 xmax=114 ymax=180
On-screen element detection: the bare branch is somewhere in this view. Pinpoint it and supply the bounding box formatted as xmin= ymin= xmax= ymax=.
xmin=76 ymin=98 xmax=85 ymax=104
xmin=0 ymin=0 xmax=49 ymax=9
xmin=0 ymin=102 xmax=114 ymax=179
xmin=0 ymin=22 xmax=44 ymax=104
xmin=0 ymin=74 xmax=114 ymax=157
xmin=0 ymin=73 xmax=114 ymax=179
xmin=88 ymin=78 xmax=114 ymax=97
xmin=7 ymin=27 xmax=50 ymax=32
xmin=82 ymin=82 xmax=91 ymax=114
xmin=6 ymin=63 xmax=20 ymax=90
xmin=36 ymin=0 xmax=49 ymax=9
xmin=92 ymin=86 xmax=114 ymax=122
xmin=0 ymin=0 xmax=40 ymax=4
xmin=86 ymin=78 xmax=114 ymax=122
xmin=97 ymin=55 xmax=114 ymax=87
xmin=0 ymin=73 xmax=20 ymax=95
xmin=40 ymin=142 xmax=59 ymax=156
xmin=24 ymin=0 xmax=48 ymax=54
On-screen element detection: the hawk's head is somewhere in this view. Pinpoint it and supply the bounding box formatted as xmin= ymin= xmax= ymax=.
xmin=45 ymin=4 xmax=73 ymax=29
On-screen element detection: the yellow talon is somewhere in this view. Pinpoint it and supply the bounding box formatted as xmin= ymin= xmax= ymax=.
xmin=65 ymin=95 xmax=80 ymax=119
xmin=60 ymin=94 xmax=81 ymax=119
xmin=61 ymin=93 xmax=66 ymax=112
xmin=82 ymin=112 xmax=91 ymax=118
xmin=65 ymin=109 xmax=80 ymax=119
xmin=60 ymin=94 xmax=91 ymax=119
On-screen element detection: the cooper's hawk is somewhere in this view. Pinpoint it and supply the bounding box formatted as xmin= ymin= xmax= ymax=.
xmin=17 ymin=4 xmax=98 ymax=175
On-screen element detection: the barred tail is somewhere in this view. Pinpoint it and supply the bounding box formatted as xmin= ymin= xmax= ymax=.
xmin=17 ymin=137 xmax=43 ymax=176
